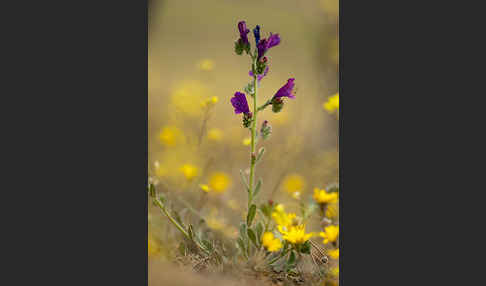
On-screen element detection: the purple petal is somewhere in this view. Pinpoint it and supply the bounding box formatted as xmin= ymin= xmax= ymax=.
xmin=274 ymin=78 xmax=296 ymax=99
xmin=238 ymin=21 xmax=250 ymax=45
xmin=267 ymin=33 xmax=280 ymax=48
xmin=231 ymin=91 xmax=250 ymax=114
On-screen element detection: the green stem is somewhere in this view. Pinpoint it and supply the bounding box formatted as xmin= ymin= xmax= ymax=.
xmin=257 ymin=99 xmax=272 ymax=112
xmin=153 ymin=197 xmax=209 ymax=254
xmin=248 ymin=57 xmax=258 ymax=210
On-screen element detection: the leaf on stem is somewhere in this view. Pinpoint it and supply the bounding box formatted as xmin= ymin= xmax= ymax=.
xmin=247 ymin=228 xmax=258 ymax=247
xmin=256 ymin=147 xmax=265 ymax=163
xmin=247 ymin=204 xmax=257 ymax=226
xmin=253 ymin=179 xmax=262 ymax=198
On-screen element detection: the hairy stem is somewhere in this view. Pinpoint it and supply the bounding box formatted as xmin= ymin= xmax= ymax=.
xmin=248 ymin=57 xmax=258 ymax=210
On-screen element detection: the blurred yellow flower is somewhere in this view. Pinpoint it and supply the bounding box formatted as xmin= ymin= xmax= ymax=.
xmin=325 ymin=203 xmax=339 ymax=219
xmin=201 ymin=96 xmax=219 ymax=108
xmin=209 ymin=172 xmax=231 ymax=193
xmin=282 ymin=174 xmax=306 ymax=194
xmin=171 ymin=80 xmax=210 ymax=117
xmin=243 ymin=137 xmax=251 ymax=146
xmin=291 ymin=191 xmax=301 ymax=200
xmin=262 ymin=232 xmax=283 ymax=252
xmin=323 ymin=93 xmax=339 ymax=113
xmin=330 ymin=266 xmax=339 ymax=277
xmin=313 ymin=188 xmax=338 ymax=204
xmin=328 ymin=248 xmax=339 ymax=259
xmin=197 ymin=59 xmax=215 ymax=71
xmin=278 ymin=224 xmax=313 ymax=245
xmin=207 ymin=128 xmax=223 ymax=141
xmin=320 ymin=225 xmax=339 ymax=244
xmin=179 ymin=164 xmax=198 ymax=181
xmin=148 ymin=235 xmax=160 ymax=257
xmin=199 ymin=184 xmax=211 ymax=193
xmin=206 ymin=217 xmax=225 ymax=230
xmin=159 ymin=126 xmax=183 ymax=147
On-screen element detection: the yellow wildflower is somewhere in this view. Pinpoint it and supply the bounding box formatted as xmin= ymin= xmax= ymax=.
xmin=243 ymin=137 xmax=251 ymax=146
xmin=328 ymin=248 xmax=339 ymax=259
xmin=313 ymin=188 xmax=338 ymax=204
xmin=207 ymin=128 xmax=223 ymax=141
xmin=320 ymin=225 xmax=339 ymax=244
xmin=323 ymin=93 xmax=339 ymax=113
xmin=282 ymin=174 xmax=306 ymax=194
xmin=179 ymin=164 xmax=198 ymax=181
xmin=197 ymin=59 xmax=215 ymax=71
xmin=209 ymin=172 xmax=231 ymax=193
xmin=199 ymin=184 xmax=211 ymax=193
xmin=262 ymin=232 xmax=283 ymax=252
xmin=159 ymin=126 xmax=183 ymax=147
xmin=272 ymin=208 xmax=297 ymax=228
xmin=278 ymin=224 xmax=313 ymax=245
xmin=325 ymin=203 xmax=339 ymax=219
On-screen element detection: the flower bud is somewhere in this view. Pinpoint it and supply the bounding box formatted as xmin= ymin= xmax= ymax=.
xmin=271 ymin=97 xmax=284 ymax=113
xmin=256 ymin=59 xmax=267 ymax=74
xmin=260 ymin=120 xmax=272 ymax=140
xmin=243 ymin=112 xmax=253 ymax=128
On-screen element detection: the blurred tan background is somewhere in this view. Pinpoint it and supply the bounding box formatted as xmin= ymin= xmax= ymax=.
xmin=148 ymin=0 xmax=338 ymax=283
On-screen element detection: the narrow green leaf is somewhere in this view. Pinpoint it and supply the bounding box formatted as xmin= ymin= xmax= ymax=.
xmin=253 ymin=179 xmax=262 ymax=198
xmin=239 ymin=223 xmax=247 ymax=241
xmin=237 ymin=237 xmax=246 ymax=254
xmin=287 ymin=251 xmax=296 ymax=266
xmin=247 ymin=204 xmax=257 ymax=226
xmin=187 ymin=224 xmax=194 ymax=241
xmin=247 ymin=228 xmax=257 ymax=247
xmin=255 ymin=222 xmax=263 ymax=242
xmin=239 ymin=169 xmax=250 ymax=193
xmin=256 ymin=147 xmax=265 ymax=163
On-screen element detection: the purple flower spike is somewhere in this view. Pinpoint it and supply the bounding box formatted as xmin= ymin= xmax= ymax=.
xmin=231 ymin=92 xmax=250 ymax=114
xmin=273 ymin=78 xmax=296 ymax=99
xmin=257 ymin=33 xmax=281 ymax=60
xmin=249 ymin=65 xmax=269 ymax=81
xmin=238 ymin=21 xmax=250 ymax=45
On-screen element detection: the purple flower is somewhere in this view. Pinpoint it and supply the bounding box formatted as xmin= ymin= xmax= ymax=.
xmin=238 ymin=21 xmax=250 ymax=46
xmin=273 ymin=78 xmax=296 ymax=99
xmin=249 ymin=65 xmax=269 ymax=81
xmin=231 ymin=92 xmax=250 ymax=114
xmin=257 ymin=33 xmax=280 ymax=60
